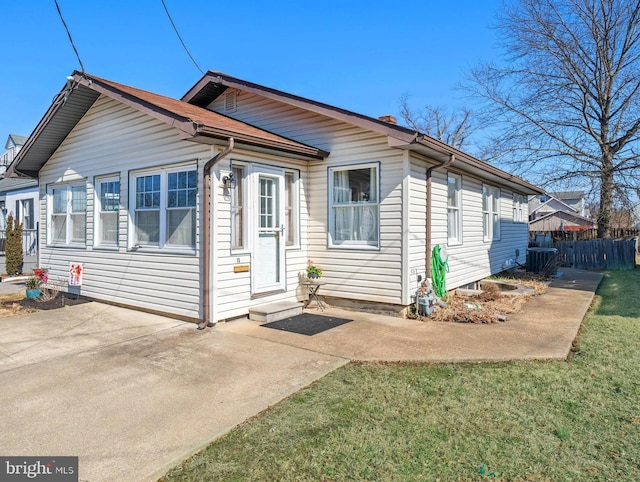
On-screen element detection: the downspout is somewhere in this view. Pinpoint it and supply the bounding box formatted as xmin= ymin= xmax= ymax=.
xmin=426 ymin=153 xmax=455 ymax=277
xmin=198 ymin=138 xmax=235 ymax=330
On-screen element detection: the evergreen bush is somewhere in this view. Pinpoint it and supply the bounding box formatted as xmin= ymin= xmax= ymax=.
xmin=5 ymin=213 xmax=23 ymax=276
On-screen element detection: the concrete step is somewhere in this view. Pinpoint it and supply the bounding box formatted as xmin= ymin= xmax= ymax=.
xmin=249 ymin=301 xmax=303 ymax=323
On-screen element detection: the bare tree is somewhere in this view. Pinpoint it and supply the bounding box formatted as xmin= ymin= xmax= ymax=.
xmin=398 ymin=95 xmax=476 ymax=150
xmin=467 ymin=0 xmax=640 ymax=238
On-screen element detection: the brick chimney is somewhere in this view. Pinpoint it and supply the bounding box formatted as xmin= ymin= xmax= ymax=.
xmin=378 ymin=114 xmax=397 ymax=125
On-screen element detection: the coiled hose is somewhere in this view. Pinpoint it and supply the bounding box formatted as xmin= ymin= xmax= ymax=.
xmin=431 ymin=244 xmax=449 ymax=299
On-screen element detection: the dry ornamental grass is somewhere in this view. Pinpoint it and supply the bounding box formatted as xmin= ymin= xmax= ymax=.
xmin=427 ymin=276 xmax=549 ymax=324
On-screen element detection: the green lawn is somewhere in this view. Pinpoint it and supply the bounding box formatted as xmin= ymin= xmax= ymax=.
xmin=162 ymin=270 xmax=640 ymax=481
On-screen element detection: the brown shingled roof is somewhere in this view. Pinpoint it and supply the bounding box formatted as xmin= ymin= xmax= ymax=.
xmin=81 ymin=73 xmax=327 ymax=158
xmin=8 ymin=72 xmax=327 ymax=177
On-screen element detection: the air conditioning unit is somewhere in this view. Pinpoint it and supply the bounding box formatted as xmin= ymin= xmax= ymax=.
xmin=526 ymin=247 xmax=558 ymax=274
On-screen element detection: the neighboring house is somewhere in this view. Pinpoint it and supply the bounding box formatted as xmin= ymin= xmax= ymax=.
xmin=0 ymin=134 xmax=27 ymax=174
xmin=0 ymin=135 xmax=39 ymax=255
xmin=529 ymin=210 xmax=596 ymax=231
xmin=528 ymin=191 xmax=594 ymax=231
xmin=7 ymin=71 xmax=542 ymax=323
xmin=551 ymin=191 xmax=589 ymax=218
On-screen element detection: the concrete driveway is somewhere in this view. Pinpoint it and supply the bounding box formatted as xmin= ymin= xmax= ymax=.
xmin=0 ymin=268 xmax=601 ymax=481
xmin=0 ymin=302 xmax=347 ymax=481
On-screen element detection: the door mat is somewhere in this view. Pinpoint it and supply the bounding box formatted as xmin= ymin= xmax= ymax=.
xmin=261 ymin=313 xmax=353 ymax=336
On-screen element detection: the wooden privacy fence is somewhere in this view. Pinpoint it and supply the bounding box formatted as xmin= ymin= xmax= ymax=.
xmin=531 ymin=228 xmax=640 ymax=242
xmin=555 ymin=238 xmax=638 ymax=270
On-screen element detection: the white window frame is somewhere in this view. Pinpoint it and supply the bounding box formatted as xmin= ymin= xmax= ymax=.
xmin=447 ymin=173 xmax=463 ymax=245
xmin=16 ymin=198 xmax=35 ymax=230
xmin=129 ymin=164 xmax=198 ymax=252
xmin=328 ymin=162 xmax=380 ymax=250
xmin=95 ymin=175 xmax=120 ymax=248
xmin=284 ymin=169 xmax=300 ymax=248
xmin=47 ymin=181 xmax=87 ymax=247
xmin=483 ymin=184 xmax=501 ymax=241
xmin=230 ymin=164 xmax=247 ymax=252
xmin=512 ymin=193 xmax=526 ymax=223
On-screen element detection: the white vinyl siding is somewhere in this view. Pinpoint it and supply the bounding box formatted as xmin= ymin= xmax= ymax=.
xmin=38 ymin=95 xmax=207 ymax=320
xmin=447 ymin=173 xmax=462 ymax=244
xmin=409 ymin=156 xmax=529 ymax=295
xmin=208 ymin=92 xmax=404 ymax=306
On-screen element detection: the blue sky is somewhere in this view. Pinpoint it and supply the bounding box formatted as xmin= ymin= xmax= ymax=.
xmin=2 ymin=0 xmax=504 ymax=144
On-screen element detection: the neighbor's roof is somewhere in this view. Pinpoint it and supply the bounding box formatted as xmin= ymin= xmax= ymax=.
xmin=550 ymin=191 xmax=585 ymax=200
xmin=183 ymin=71 xmax=544 ymax=195
xmin=0 ymin=177 xmax=37 ymax=193
xmin=8 ymin=72 xmax=328 ymax=177
xmin=5 ymin=134 xmax=27 ymax=150
xmin=529 ymin=210 xmax=595 ymax=225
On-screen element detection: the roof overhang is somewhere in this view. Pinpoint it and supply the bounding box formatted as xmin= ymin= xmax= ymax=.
xmin=183 ymin=71 xmax=544 ymax=195
xmin=8 ymin=72 xmax=327 ymax=178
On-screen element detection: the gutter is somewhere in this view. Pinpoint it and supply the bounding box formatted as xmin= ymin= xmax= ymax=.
xmin=198 ymin=138 xmax=235 ymax=330
xmin=426 ymin=154 xmax=455 ymax=277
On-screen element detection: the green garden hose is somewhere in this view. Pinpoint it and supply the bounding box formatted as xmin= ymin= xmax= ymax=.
xmin=431 ymin=244 xmax=449 ymax=299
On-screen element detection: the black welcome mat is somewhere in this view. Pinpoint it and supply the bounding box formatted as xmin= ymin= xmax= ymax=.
xmin=261 ymin=313 xmax=353 ymax=336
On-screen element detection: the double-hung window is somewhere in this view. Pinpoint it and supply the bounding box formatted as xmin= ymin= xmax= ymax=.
xmin=482 ymin=184 xmax=501 ymax=241
xmin=96 ymin=176 xmax=120 ymax=247
xmin=329 ymin=163 xmax=379 ymax=248
xmin=447 ymin=173 xmax=462 ymax=244
xmin=131 ymin=166 xmax=197 ymax=250
xmin=49 ymin=182 xmax=87 ymax=246
xmin=512 ymin=193 xmax=526 ymax=223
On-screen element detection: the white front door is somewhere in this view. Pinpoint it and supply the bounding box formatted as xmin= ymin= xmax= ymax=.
xmin=253 ymin=167 xmax=285 ymax=293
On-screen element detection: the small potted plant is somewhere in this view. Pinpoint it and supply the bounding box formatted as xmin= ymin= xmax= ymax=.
xmin=25 ymin=276 xmax=41 ymax=299
xmin=306 ymin=260 xmax=323 ymax=279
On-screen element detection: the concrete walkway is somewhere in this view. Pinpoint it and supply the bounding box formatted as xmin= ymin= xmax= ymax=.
xmin=0 ymin=268 xmax=601 ymax=481
xmin=227 ymin=268 xmax=603 ymax=363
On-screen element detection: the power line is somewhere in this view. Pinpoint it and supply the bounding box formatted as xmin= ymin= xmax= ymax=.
xmin=54 ymin=0 xmax=86 ymax=74
xmin=161 ymin=0 xmax=205 ymax=75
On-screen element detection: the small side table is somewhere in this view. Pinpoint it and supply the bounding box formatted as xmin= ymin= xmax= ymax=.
xmin=301 ymin=279 xmax=327 ymax=311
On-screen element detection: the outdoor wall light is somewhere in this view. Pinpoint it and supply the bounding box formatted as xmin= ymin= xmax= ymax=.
xmin=221 ymin=172 xmax=236 ymax=189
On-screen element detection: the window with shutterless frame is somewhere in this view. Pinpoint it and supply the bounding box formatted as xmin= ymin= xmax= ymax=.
xmin=95 ymin=175 xmax=120 ymax=247
xmin=130 ymin=164 xmax=197 ymax=250
xmin=483 ymin=184 xmax=501 ymax=241
xmin=447 ymin=173 xmax=463 ymax=244
xmin=328 ymin=163 xmax=379 ymax=249
xmin=48 ymin=181 xmax=87 ymax=246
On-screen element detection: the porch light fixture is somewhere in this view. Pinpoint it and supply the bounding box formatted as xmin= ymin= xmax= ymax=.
xmin=221 ymin=172 xmax=235 ymax=189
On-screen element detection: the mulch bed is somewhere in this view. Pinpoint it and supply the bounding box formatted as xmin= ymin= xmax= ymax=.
xmin=17 ymin=293 xmax=90 ymax=310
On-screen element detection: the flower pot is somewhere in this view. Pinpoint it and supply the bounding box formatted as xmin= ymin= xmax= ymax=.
xmin=26 ymin=289 xmax=41 ymax=299
xmin=307 ymin=273 xmax=320 ymax=279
